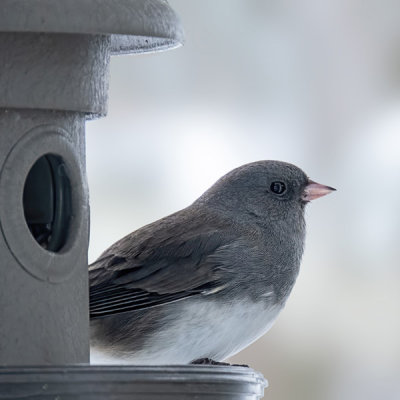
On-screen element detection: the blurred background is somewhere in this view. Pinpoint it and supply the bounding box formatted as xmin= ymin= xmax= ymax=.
xmin=86 ymin=1 xmax=400 ymax=399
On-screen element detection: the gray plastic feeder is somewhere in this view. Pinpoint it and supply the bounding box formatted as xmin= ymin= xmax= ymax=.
xmin=0 ymin=0 xmax=267 ymax=398
xmin=0 ymin=365 xmax=267 ymax=399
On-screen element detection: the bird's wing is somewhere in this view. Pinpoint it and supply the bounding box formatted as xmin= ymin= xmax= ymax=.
xmin=89 ymin=212 xmax=237 ymax=319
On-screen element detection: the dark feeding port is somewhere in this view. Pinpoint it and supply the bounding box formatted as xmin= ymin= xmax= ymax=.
xmin=23 ymin=154 xmax=72 ymax=252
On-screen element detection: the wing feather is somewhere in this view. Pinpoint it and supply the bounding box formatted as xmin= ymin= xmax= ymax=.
xmin=89 ymin=209 xmax=236 ymax=319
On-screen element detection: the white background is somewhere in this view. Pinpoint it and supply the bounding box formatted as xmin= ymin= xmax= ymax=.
xmin=86 ymin=1 xmax=400 ymax=399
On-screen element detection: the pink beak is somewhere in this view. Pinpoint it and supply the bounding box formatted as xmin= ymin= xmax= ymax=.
xmin=302 ymin=180 xmax=336 ymax=201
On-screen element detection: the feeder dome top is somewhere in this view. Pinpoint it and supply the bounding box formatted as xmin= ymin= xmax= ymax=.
xmin=0 ymin=0 xmax=184 ymax=54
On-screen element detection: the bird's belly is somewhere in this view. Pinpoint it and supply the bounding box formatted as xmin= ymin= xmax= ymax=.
xmin=107 ymin=299 xmax=282 ymax=365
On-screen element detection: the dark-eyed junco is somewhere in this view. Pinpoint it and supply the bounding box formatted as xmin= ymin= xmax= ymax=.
xmin=89 ymin=160 xmax=335 ymax=364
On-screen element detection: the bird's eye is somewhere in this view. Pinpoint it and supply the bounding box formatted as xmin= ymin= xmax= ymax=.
xmin=270 ymin=181 xmax=286 ymax=195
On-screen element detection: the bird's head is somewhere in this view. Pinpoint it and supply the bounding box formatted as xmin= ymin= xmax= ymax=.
xmin=196 ymin=160 xmax=335 ymax=222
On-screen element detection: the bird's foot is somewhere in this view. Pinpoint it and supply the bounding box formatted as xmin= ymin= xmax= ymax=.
xmin=191 ymin=357 xmax=229 ymax=366
xmin=191 ymin=358 xmax=249 ymax=368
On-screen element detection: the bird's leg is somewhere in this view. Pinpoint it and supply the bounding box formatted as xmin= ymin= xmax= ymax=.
xmin=191 ymin=357 xmax=229 ymax=366
xmin=191 ymin=358 xmax=249 ymax=367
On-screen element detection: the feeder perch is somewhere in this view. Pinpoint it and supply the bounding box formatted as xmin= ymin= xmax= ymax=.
xmin=0 ymin=1 xmax=266 ymax=398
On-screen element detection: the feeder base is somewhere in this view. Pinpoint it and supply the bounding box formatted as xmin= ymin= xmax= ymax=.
xmin=0 ymin=365 xmax=267 ymax=399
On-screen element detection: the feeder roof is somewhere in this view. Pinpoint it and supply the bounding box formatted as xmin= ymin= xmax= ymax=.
xmin=0 ymin=0 xmax=184 ymax=54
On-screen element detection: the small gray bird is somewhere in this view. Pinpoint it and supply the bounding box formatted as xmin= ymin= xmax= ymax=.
xmin=89 ymin=160 xmax=335 ymax=365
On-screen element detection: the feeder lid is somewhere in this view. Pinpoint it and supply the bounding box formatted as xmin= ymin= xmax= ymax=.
xmin=0 ymin=0 xmax=184 ymax=54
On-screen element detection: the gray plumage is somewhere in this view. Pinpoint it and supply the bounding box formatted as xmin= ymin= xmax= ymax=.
xmin=89 ymin=160 xmax=334 ymax=364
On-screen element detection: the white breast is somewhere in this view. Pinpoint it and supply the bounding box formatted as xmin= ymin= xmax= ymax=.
xmin=91 ymin=298 xmax=282 ymax=365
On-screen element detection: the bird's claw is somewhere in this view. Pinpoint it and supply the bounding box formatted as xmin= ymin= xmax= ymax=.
xmin=191 ymin=358 xmax=249 ymax=368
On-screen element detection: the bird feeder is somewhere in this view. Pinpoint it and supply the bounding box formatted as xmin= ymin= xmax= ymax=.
xmin=0 ymin=1 xmax=266 ymax=398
